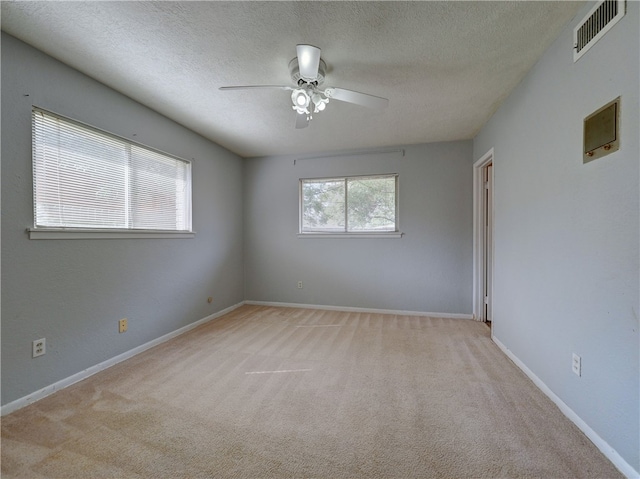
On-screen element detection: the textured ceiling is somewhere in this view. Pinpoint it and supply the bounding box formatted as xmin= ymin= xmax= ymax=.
xmin=1 ymin=1 xmax=584 ymax=158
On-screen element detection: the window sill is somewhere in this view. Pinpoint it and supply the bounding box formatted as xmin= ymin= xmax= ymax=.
xmin=297 ymin=232 xmax=403 ymax=239
xmin=27 ymin=228 xmax=196 ymax=240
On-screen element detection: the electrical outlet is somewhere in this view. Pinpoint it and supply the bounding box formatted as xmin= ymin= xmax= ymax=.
xmin=572 ymin=353 xmax=581 ymax=376
xmin=297 ymin=281 xmax=303 ymax=289
xmin=119 ymin=318 xmax=128 ymax=333
xmin=33 ymin=338 xmax=46 ymax=358
xmin=207 ymin=296 xmax=213 ymax=303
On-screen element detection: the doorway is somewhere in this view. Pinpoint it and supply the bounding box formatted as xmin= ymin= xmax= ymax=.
xmin=473 ymin=149 xmax=494 ymax=326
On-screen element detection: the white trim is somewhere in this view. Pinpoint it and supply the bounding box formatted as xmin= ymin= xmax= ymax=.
xmin=472 ymin=148 xmax=494 ymax=322
xmin=0 ymin=302 xmax=244 ymax=416
xmin=492 ymin=335 xmax=639 ymax=479
xmin=297 ymin=232 xmax=403 ymax=239
xmin=245 ymin=300 xmax=473 ymax=319
xmin=28 ymin=228 xmax=196 ymax=240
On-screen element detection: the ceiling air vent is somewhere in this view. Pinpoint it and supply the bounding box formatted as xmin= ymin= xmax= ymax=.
xmin=574 ymin=0 xmax=626 ymax=62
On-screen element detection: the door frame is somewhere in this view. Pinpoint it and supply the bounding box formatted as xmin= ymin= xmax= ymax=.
xmin=472 ymin=148 xmax=494 ymax=322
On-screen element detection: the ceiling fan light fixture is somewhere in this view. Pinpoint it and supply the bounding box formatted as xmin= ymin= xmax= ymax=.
xmin=311 ymin=92 xmax=329 ymax=113
xmin=291 ymin=88 xmax=310 ymax=114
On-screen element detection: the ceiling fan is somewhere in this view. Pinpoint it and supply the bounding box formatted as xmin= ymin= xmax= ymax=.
xmin=219 ymin=44 xmax=389 ymax=129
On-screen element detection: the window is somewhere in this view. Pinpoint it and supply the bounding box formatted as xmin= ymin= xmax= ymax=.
xmin=300 ymin=174 xmax=398 ymax=235
xmin=31 ymin=108 xmax=192 ymax=238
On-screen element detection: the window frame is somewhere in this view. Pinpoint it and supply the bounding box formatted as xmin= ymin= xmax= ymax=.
xmin=298 ymin=173 xmax=402 ymax=238
xmin=29 ymin=107 xmax=194 ymax=240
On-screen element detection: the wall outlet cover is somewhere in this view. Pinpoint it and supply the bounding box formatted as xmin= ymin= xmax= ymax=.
xmin=572 ymin=353 xmax=581 ymax=376
xmin=33 ymin=338 xmax=46 ymax=358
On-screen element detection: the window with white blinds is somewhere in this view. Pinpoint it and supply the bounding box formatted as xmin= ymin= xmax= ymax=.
xmin=32 ymin=108 xmax=192 ymax=233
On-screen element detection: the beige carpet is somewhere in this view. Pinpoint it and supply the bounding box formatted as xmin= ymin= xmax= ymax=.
xmin=1 ymin=305 xmax=623 ymax=478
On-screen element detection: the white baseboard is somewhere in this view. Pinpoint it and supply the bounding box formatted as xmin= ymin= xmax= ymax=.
xmin=0 ymin=302 xmax=245 ymax=417
xmin=245 ymin=300 xmax=473 ymax=320
xmin=492 ymin=335 xmax=639 ymax=479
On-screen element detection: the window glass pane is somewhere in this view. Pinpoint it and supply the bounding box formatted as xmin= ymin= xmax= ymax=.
xmin=302 ymin=179 xmax=345 ymax=232
xmin=129 ymin=146 xmax=190 ymax=231
xmin=347 ymin=176 xmax=396 ymax=232
xmin=33 ymin=112 xmax=127 ymax=228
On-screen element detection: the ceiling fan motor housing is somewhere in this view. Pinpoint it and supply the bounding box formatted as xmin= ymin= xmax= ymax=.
xmin=289 ymin=57 xmax=326 ymax=86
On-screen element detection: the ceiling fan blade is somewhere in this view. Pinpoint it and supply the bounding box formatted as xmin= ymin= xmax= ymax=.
xmin=219 ymin=85 xmax=293 ymax=91
xmin=295 ymin=113 xmax=309 ymax=129
xmin=296 ymin=44 xmax=321 ymax=81
xmin=324 ymin=87 xmax=389 ymax=110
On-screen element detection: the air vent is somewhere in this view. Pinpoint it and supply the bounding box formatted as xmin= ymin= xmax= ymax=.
xmin=574 ymin=0 xmax=626 ymax=62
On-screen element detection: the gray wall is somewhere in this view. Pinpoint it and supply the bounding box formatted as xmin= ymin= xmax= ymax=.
xmin=1 ymin=34 xmax=245 ymax=406
xmin=244 ymin=142 xmax=474 ymax=314
xmin=473 ymin=1 xmax=639 ymax=472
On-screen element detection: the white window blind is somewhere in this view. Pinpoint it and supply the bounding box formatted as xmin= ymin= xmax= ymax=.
xmin=32 ymin=108 xmax=192 ymax=232
xmin=300 ymin=174 xmax=398 ymax=234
